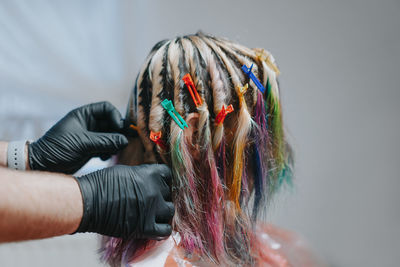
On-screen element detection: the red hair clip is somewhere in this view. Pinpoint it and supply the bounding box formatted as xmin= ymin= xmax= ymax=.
xmin=150 ymin=131 xmax=167 ymax=150
xmin=215 ymin=104 xmax=234 ymax=125
xmin=182 ymin=73 xmax=202 ymax=107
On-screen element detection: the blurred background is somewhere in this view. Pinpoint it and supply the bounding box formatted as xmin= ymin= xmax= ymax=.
xmin=0 ymin=0 xmax=399 ymax=266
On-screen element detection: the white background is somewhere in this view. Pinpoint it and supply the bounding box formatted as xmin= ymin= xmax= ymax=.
xmin=0 ymin=1 xmax=399 ymax=266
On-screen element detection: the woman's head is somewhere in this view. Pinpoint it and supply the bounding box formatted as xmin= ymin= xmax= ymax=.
xmin=104 ymin=32 xmax=293 ymax=266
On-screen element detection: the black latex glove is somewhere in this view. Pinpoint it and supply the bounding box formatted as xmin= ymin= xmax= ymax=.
xmin=28 ymin=101 xmax=128 ymax=174
xmin=74 ymin=164 xmax=174 ymax=239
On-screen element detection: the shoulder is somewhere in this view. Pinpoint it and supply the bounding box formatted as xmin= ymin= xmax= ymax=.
xmin=254 ymin=223 xmax=324 ymax=267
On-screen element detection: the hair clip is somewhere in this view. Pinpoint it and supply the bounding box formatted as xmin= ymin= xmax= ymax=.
xmin=161 ymin=99 xmax=188 ymax=130
xmin=255 ymin=48 xmax=280 ymax=75
xmin=150 ymin=131 xmax=167 ymax=150
xmin=182 ymin=73 xmax=202 ymax=107
xmin=123 ymin=119 xmax=139 ymax=137
xmin=241 ymin=64 xmax=265 ymax=93
xmin=129 ymin=124 xmax=139 ymax=131
xmin=255 ymin=48 xmax=268 ymax=62
xmin=236 ymin=83 xmax=249 ymax=108
xmin=215 ymin=104 xmax=234 ymax=125
xmin=237 ymin=83 xmax=249 ymax=96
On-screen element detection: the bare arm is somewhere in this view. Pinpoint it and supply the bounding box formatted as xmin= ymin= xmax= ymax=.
xmin=0 ymin=141 xmax=8 ymax=168
xmin=0 ymin=167 xmax=83 ymax=242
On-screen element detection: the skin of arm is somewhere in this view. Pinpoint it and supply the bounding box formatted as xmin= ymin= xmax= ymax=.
xmin=0 ymin=166 xmax=83 ymax=243
xmin=0 ymin=141 xmax=8 ymax=167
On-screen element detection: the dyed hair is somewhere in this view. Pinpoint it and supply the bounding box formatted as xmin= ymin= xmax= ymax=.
xmin=101 ymin=32 xmax=293 ymax=266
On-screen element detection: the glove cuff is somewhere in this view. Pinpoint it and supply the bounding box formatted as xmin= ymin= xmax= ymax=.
xmin=73 ymin=175 xmax=95 ymax=234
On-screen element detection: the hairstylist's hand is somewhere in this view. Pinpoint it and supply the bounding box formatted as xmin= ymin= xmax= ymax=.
xmin=74 ymin=164 xmax=174 ymax=239
xmin=28 ymin=101 xmax=128 ymax=174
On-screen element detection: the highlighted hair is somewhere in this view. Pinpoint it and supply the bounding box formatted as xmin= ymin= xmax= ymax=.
xmin=101 ymin=32 xmax=293 ymax=266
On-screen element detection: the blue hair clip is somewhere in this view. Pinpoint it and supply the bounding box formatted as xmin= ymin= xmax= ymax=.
xmin=161 ymin=99 xmax=188 ymax=130
xmin=241 ymin=64 xmax=265 ymax=93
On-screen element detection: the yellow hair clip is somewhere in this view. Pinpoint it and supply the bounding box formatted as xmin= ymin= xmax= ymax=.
xmin=254 ymin=48 xmax=280 ymax=76
xmin=236 ymin=83 xmax=249 ymax=108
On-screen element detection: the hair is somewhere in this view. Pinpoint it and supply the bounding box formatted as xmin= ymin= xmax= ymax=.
xmin=101 ymin=32 xmax=293 ymax=266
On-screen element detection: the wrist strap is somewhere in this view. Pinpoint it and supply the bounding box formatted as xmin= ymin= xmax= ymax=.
xmin=7 ymin=141 xmax=28 ymax=171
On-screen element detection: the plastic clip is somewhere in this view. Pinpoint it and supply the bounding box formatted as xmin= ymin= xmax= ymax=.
xmin=236 ymin=83 xmax=249 ymax=108
xmin=129 ymin=124 xmax=139 ymax=131
xmin=182 ymin=73 xmax=202 ymax=107
xmin=161 ymin=99 xmax=188 ymax=130
xmin=241 ymin=64 xmax=265 ymax=93
xmin=255 ymin=48 xmax=280 ymax=75
xmin=150 ymin=131 xmax=167 ymax=150
xmin=215 ymin=104 xmax=234 ymax=125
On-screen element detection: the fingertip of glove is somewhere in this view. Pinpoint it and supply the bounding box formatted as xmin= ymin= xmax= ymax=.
xmin=116 ymin=134 xmax=129 ymax=148
xmin=166 ymin=202 xmax=175 ymax=217
xmin=155 ymin=164 xmax=172 ymax=178
xmin=154 ymin=224 xmax=172 ymax=237
xmin=100 ymin=154 xmax=112 ymax=161
xmin=118 ymin=118 xmax=124 ymax=131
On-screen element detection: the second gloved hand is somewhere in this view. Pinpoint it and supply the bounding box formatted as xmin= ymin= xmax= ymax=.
xmin=74 ymin=164 xmax=175 ymax=239
xmin=28 ymin=101 xmax=128 ymax=174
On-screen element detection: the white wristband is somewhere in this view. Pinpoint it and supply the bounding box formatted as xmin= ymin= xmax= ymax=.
xmin=7 ymin=141 xmax=28 ymax=171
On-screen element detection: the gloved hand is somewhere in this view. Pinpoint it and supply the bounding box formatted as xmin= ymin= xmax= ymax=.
xmin=28 ymin=101 xmax=128 ymax=174
xmin=74 ymin=164 xmax=174 ymax=239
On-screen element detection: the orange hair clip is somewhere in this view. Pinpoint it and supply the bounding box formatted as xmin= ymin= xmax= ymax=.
xmin=182 ymin=73 xmax=202 ymax=107
xmin=150 ymin=131 xmax=167 ymax=150
xmin=215 ymin=104 xmax=234 ymax=125
xmin=129 ymin=124 xmax=139 ymax=131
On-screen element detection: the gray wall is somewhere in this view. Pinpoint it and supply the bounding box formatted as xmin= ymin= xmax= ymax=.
xmin=0 ymin=1 xmax=399 ymax=266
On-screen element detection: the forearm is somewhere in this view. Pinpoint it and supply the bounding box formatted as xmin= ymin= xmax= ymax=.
xmin=0 ymin=141 xmax=7 ymax=167
xmin=0 ymin=167 xmax=83 ymax=242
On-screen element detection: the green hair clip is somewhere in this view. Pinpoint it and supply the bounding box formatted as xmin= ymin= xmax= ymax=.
xmin=161 ymin=99 xmax=188 ymax=130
